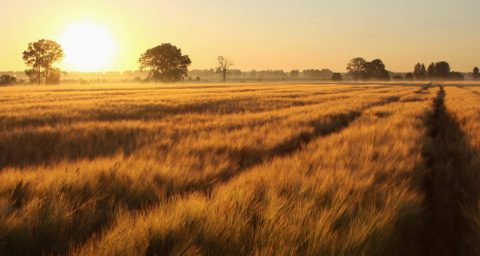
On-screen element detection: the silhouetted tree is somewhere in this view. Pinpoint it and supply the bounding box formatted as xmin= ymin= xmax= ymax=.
xmin=22 ymin=39 xmax=64 ymax=85
xmin=216 ymin=56 xmax=233 ymax=82
xmin=365 ymin=59 xmax=390 ymax=80
xmin=0 ymin=75 xmax=16 ymax=86
xmin=331 ymin=73 xmax=342 ymax=81
xmin=435 ymin=61 xmax=451 ymax=79
xmin=347 ymin=57 xmax=390 ymax=80
xmin=427 ymin=63 xmax=436 ymax=79
xmin=392 ymin=75 xmax=403 ymax=81
xmin=139 ymin=43 xmax=191 ymax=82
xmin=24 ymin=69 xmax=39 ymax=84
xmin=405 ymin=73 xmax=414 ymax=81
xmin=473 ymin=67 xmax=479 ymax=80
xmin=427 ymin=61 xmax=452 ymax=80
xmin=347 ymin=57 xmax=366 ymax=81
xmin=289 ymin=70 xmax=300 ymax=78
xmin=303 ymin=69 xmax=333 ymax=80
xmin=413 ymin=63 xmax=427 ymax=80
xmin=449 ymin=72 xmax=464 ymax=81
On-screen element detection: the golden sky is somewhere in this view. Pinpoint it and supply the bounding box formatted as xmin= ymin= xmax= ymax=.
xmin=1 ymin=0 xmax=479 ymax=72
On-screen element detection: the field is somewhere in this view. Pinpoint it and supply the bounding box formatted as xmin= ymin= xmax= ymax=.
xmin=0 ymin=82 xmax=479 ymax=255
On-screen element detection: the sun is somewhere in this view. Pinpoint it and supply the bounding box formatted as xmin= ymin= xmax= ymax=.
xmin=59 ymin=20 xmax=117 ymax=72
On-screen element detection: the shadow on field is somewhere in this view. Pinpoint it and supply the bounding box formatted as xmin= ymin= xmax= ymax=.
xmin=416 ymin=83 xmax=432 ymax=94
xmin=1 ymin=86 xmax=396 ymax=131
xmin=0 ymin=127 xmax=146 ymax=169
xmin=192 ymin=95 xmax=403 ymax=196
xmin=0 ymin=98 xmax=318 ymax=130
xmin=420 ymin=86 xmax=479 ymax=255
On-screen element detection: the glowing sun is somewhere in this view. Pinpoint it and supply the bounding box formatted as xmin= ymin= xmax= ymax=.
xmin=59 ymin=21 xmax=117 ymax=72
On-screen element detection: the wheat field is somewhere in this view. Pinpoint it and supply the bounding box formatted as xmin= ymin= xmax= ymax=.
xmin=0 ymin=82 xmax=479 ymax=255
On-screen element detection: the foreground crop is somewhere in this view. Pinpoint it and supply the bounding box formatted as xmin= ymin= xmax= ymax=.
xmin=0 ymin=83 xmax=479 ymax=255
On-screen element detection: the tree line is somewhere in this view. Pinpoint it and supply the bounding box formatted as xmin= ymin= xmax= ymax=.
xmin=5 ymin=38 xmax=479 ymax=85
xmin=408 ymin=62 xmax=467 ymax=81
xmin=346 ymin=58 xmax=390 ymax=81
xmin=346 ymin=57 xmax=472 ymax=81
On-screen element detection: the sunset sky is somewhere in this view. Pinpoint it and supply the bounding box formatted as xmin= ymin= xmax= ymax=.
xmin=1 ymin=0 xmax=479 ymax=72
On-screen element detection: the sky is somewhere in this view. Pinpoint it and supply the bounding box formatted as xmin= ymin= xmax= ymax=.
xmin=1 ymin=0 xmax=479 ymax=72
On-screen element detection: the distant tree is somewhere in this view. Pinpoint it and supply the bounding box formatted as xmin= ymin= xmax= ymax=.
xmin=405 ymin=73 xmax=414 ymax=81
xmin=216 ymin=56 xmax=233 ymax=82
xmin=435 ymin=61 xmax=451 ymax=79
xmin=392 ymin=75 xmax=404 ymax=81
xmin=331 ymin=73 xmax=342 ymax=81
xmin=347 ymin=57 xmax=367 ymax=81
xmin=449 ymin=72 xmax=464 ymax=81
xmin=365 ymin=59 xmax=390 ymax=80
xmin=427 ymin=63 xmax=436 ymax=79
xmin=413 ymin=63 xmax=427 ymax=80
xmin=0 ymin=75 xmax=16 ymax=86
xmin=22 ymin=39 xmax=64 ymax=85
xmin=473 ymin=67 xmax=479 ymax=80
xmin=303 ymin=69 xmax=333 ymax=80
xmin=346 ymin=57 xmax=390 ymax=80
xmin=289 ymin=70 xmax=300 ymax=78
xmin=139 ymin=43 xmax=191 ymax=82
xmin=427 ymin=61 xmax=452 ymax=80
xmin=24 ymin=69 xmax=38 ymax=84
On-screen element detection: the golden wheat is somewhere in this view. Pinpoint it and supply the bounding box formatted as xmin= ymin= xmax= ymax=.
xmin=1 ymin=83 xmax=478 ymax=255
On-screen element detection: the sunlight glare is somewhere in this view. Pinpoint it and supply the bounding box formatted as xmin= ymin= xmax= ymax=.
xmin=59 ymin=20 xmax=117 ymax=72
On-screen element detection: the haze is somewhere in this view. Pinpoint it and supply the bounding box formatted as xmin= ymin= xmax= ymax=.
xmin=1 ymin=0 xmax=479 ymax=72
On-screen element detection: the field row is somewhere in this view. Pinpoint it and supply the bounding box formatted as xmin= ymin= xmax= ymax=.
xmin=0 ymin=83 xmax=479 ymax=255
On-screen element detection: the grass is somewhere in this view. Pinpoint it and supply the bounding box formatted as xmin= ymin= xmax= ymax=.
xmin=0 ymin=82 xmax=479 ymax=255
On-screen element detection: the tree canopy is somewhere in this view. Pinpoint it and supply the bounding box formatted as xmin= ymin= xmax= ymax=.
xmin=347 ymin=57 xmax=390 ymax=81
xmin=289 ymin=70 xmax=300 ymax=78
xmin=139 ymin=43 xmax=191 ymax=82
xmin=413 ymin=63 xmax=427 ymax=80
xmin=346 ymin=57 xmax=367 ymax=80
xmin=0 ymin=75 xmax=16 ymax=86
xmin=216 ymin=56 xmax=233 ymax=82
xmin=425 ymin=61 xmax=463 ymax=80
xmin=22 ymin=39 xmax=64 ymax=84
xmin=405 ymin=73 xmax=414 ymax=81
xmin=365 ymin=59 xmax=390 ymax=80
xmin=331 ymin=73 xmax=342 ymax=81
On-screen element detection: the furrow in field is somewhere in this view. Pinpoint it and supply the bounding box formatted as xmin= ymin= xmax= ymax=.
xmin=0 ymin=89 xmax=411 ymax=169
xmin=0 ymin=86 xmax=394 ymax=129
xmin=176 ymin=92 xmax=411 ymax=198
xmin=71 ymin=88 xmax=434 ymax=256
xmin=0 ymin=84 xmax=358 ymax=105
xmin=419 ymin=86 xmax=479 ymax=255
xmin=0 ymin=84 xmax=427 ymax=255
xmin=8 ymin=87 xmax=413 ymax=132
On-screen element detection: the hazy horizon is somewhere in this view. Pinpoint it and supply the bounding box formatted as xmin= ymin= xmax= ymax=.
xmin=1 ymin=0 xmax=479 ymax=72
